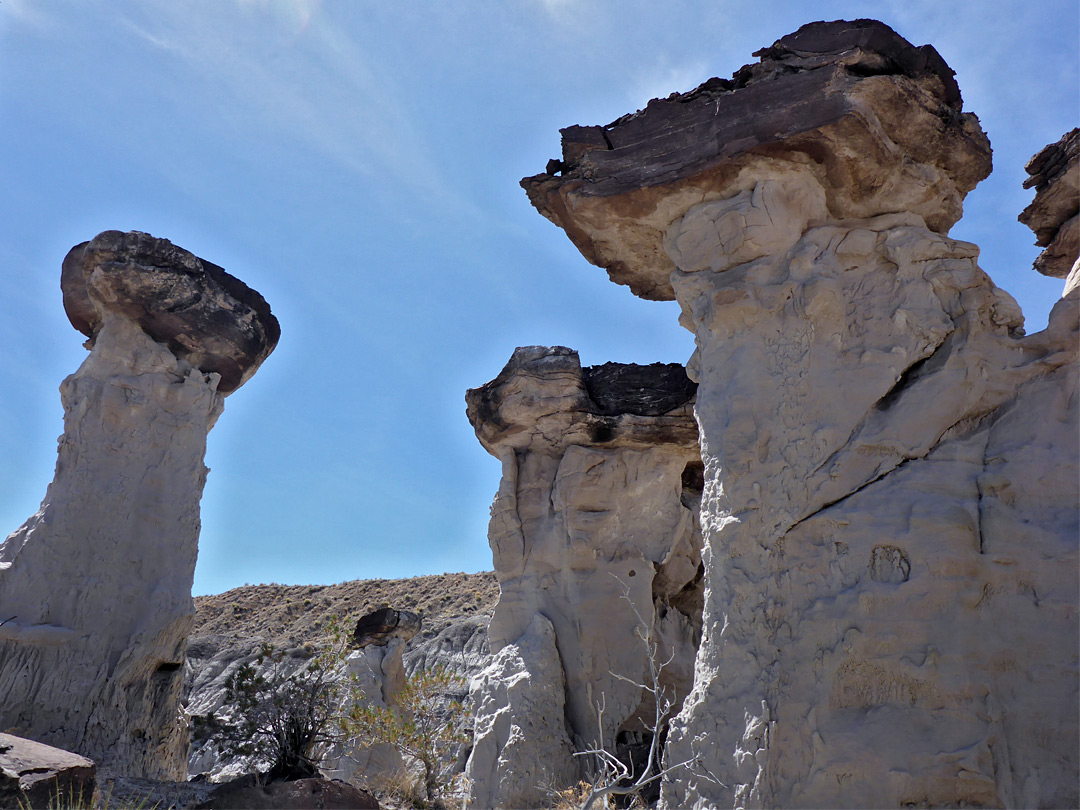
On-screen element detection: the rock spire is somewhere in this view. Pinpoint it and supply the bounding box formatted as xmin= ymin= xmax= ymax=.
xmin=0 ymin=231 xmax=279 ymax=778
xmin=521 ymin=19 xmax=1078 ymax=809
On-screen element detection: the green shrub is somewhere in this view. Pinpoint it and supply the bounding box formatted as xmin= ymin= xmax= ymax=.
xmin=194 ymin=623 xmax=350 ymax=780
xmin=344 ymin=665 xmax=471 ymax=806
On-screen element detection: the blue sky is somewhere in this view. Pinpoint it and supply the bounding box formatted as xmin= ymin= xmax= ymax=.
xmin=1 ymin=1 xmax=1076 ymax=596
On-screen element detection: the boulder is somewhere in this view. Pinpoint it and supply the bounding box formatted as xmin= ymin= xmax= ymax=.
xmin=0 ymin=231 xmax=278 ymax=778
xmin=523 ymin=19 xmax=1078 ymax=810
xmin=0 ymin=733 xmax=95 ymax=810
xmin=351 ymin=608 xmax=421 ymax=648
xmin=522 ymin=19 xmax=990 ymax=301
xmin=61 ymin=230 xmax=279 ymax=393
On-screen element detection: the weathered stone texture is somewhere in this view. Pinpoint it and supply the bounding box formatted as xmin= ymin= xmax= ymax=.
xmin=0 ymin=733 xmax=96 ymax=809
xmin=1020 ymin=127 xmax=1080 ymax=279
xmin=61 ymin=230 xmax=279 ymax=394
xmin=522 ymin=18 xmax=990 ymax=301
xmin=523 ymin=19 xmax=1078 ymax=810
xmin=0 ymin=231 xmax=278 ymax=779
xmin=186 ymin=612 xmax=491 ymax=785
xmin=464 ymin=347 xmax=703 ymax=805
xmin=464 ymin=614 xmax=576 ymax=810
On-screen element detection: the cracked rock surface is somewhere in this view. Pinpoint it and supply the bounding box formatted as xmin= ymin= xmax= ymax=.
xmin=525 ymin=19 xmax=1078 ymax=810
xmin=0 ymin=231 xmax=278 ymax=779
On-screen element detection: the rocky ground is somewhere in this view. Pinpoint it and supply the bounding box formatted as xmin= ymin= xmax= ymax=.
xmin=173 ymin=571 xmax=500 ymax=807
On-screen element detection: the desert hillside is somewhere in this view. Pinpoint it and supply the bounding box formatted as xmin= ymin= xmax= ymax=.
xmin=192 ymin=571 xmax=500 ymax=645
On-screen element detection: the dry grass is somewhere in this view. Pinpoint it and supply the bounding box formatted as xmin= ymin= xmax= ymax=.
xmin=193 ymin=572 xmax=499 ymax=646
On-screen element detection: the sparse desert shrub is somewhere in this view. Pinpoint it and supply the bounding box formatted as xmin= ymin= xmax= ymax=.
xmin=193 ymin=615 xmax=472 ymax=803
xmin=194 ymin=620 xmax=350 ymax=781
xmin=570 ymin=577 xmax=722 ymax=810
xmin=344 ymin=665 xmax=471 ymax=806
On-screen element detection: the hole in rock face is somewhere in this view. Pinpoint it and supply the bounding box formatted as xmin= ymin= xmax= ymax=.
xmin=869 ymin=545 xmax=911 ymax=583
xmin=680 ymin=460 xmax=705 ymax=511
xmin=591 ymin=423 xmax=616 ymax=443
xmin=681 ymin=461 xmax=705 ymax=493
xmin=611 ymin=728 xmax=664 ymax=807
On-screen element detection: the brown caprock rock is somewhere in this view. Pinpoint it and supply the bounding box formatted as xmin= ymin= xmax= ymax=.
xmin=0 ymin=231 xmax=279 ymax=779
xmin=524 ymin=19 xmax=1078 ymax=810
xmin=1020 ymin=127 xmax=1080 ymax=280
xmin=522 ymin=18 xmax=990 ymax=301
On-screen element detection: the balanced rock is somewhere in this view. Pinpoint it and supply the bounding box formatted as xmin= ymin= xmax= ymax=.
xmin=464 ymin=347 xmax=703 ymax=805
xmin=61 ymin=230 xmax=279 ymax=393
xmin=0 ymin=231 xmax=279 ymax=778
xmin=524 ymin=19 xmax=1078 ymax=810
xmin=522 ymin=18 xmax=990 ymax=301
xmin=351 ymin=607 xmax=422 ymax=648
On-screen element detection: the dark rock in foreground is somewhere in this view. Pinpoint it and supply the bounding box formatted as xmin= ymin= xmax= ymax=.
xmin=0 ymin=734 xmax=95 ymax=810
xmin=197 ymin=776 xmax=379 ymax=809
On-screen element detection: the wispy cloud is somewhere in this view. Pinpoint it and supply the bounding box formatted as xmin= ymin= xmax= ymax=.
xmin=629 ymin=57 xmax=710 ymax=109
xmin=536 ymin=0 xmax=580 ymax=24
xmin=1 ymin=0 xmax=53 ymax=30
xmin=112 ymin=0 xmax=474 ymax=217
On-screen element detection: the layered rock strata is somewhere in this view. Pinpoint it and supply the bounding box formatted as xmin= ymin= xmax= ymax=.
xmin=464 ymin=347 xmax=703 ymax=808
xmin=0 ymin=231 xmax=279 ymax=779
xmin=523 ymin=19 xmax=1079 ymax=809
xmin=1020 ymin=127 xmax=1080 ymax=281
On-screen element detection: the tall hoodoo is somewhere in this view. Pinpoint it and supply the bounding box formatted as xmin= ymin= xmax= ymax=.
xmin=0 ymin=231 xmax=279 ymax=779
xmin=464 ymin=347 xmax=703 ymax=809
xmin=524 ymin=20 xmax=1078 ymax=810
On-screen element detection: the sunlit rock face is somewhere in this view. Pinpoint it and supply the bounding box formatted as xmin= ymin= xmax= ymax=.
xmin=0 ymin=231 xmax=278 ymax=779
xmin=524 ymin=20 xmax=1078 ymax=810
xmin=464 ymin=347 xmax=704 ymax=807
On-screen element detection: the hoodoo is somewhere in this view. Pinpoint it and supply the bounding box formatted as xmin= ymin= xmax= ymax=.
xmin=464 ymin=347 xmax=703 ymax=809
xmin=0 ymin=231 xmax=278 ymax=779
xmin=521 ymin=19 xmax=1078 ymax=809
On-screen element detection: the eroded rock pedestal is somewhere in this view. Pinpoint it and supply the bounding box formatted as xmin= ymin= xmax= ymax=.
xmin=0 ymin=231 xmax=278 ymax=779
xmin=464 ymin=347 xmax=703 ymax=809
xmin=523 ymin=20 xmax=1078 ymax=809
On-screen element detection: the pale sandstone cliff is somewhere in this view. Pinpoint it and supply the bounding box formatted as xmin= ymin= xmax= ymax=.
xmin=0 ymin=231 xmax=278 ymax=779
xmin=463 ymin=347 xmax=703 ymax=808
xmin=519 ymin=19 xmax=1078 ymax=810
